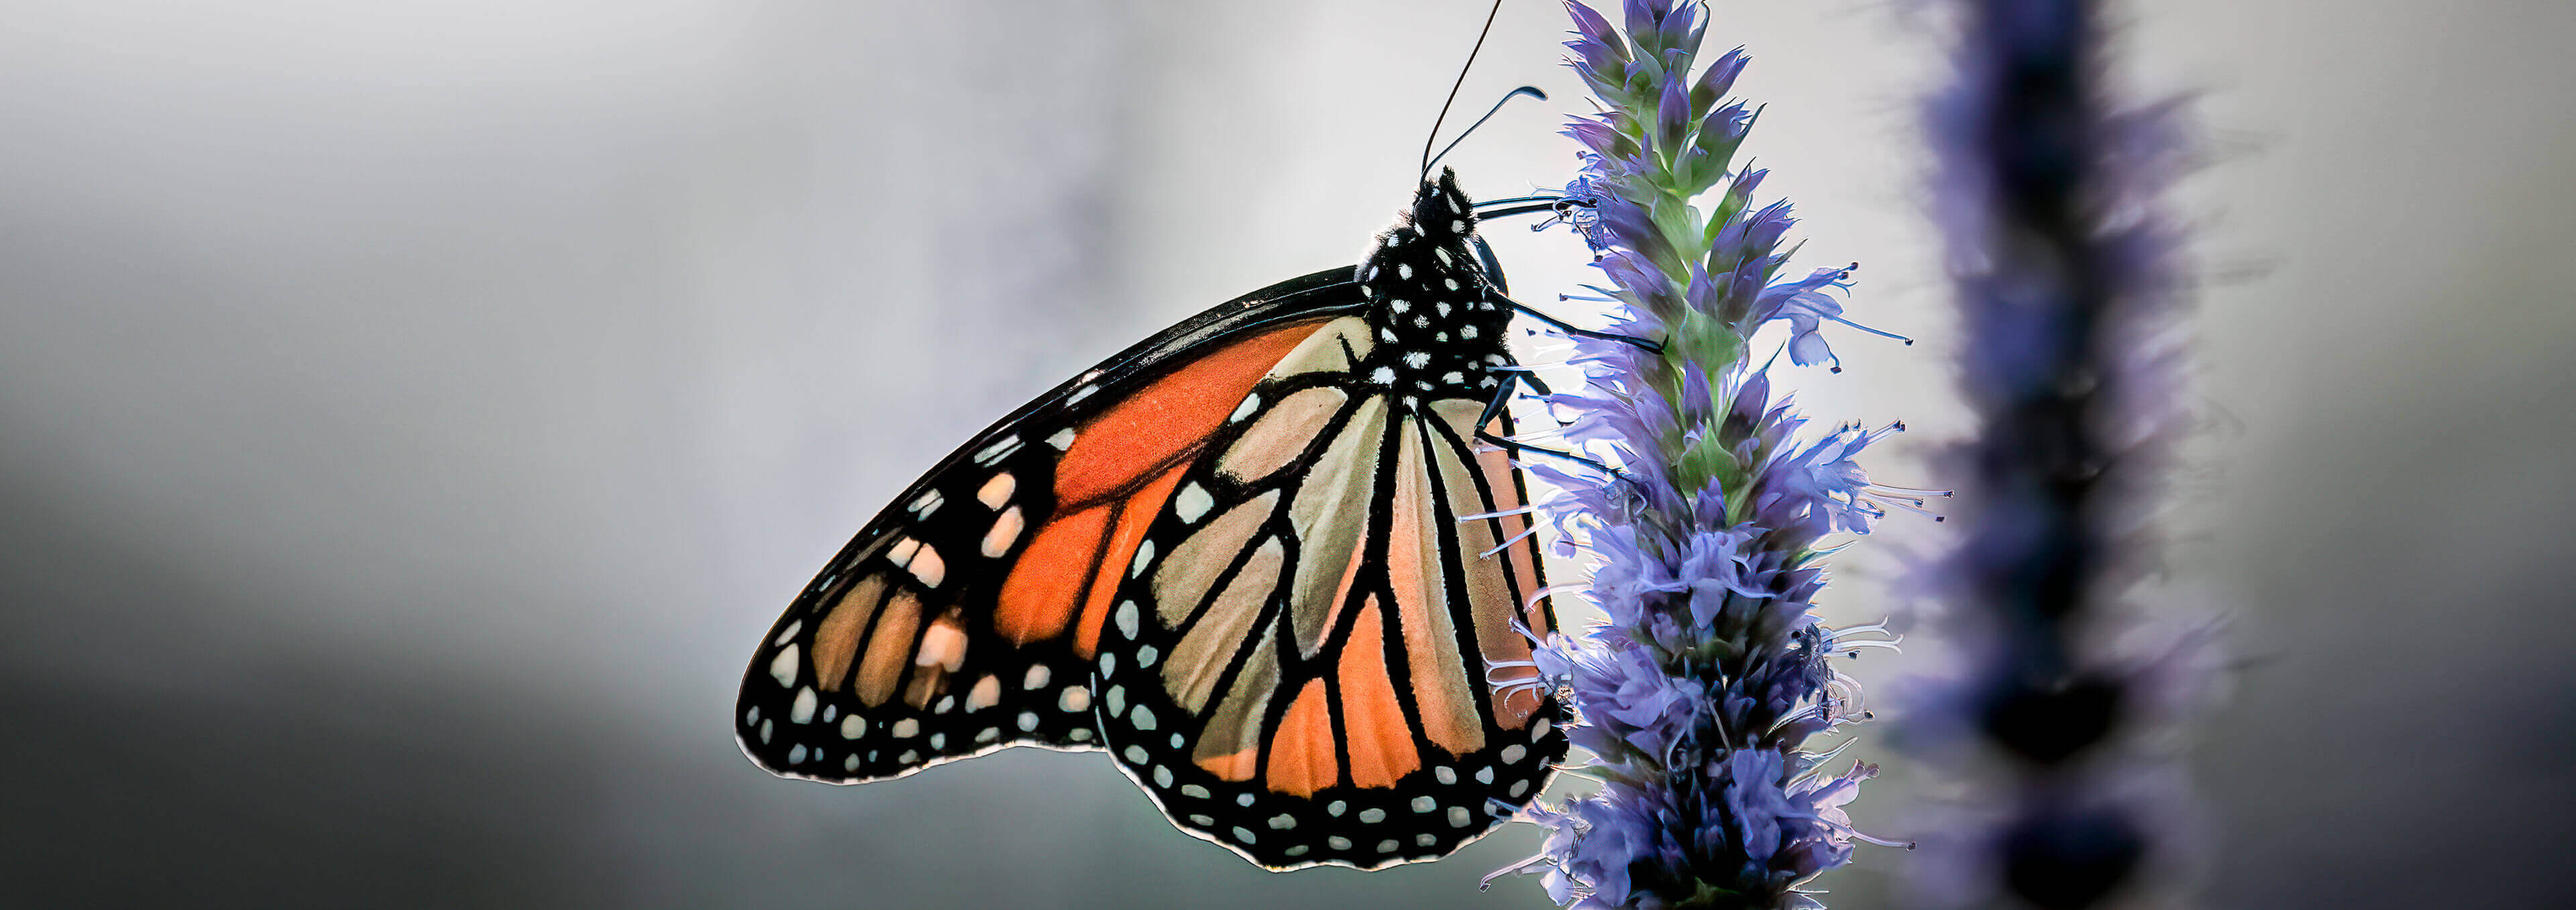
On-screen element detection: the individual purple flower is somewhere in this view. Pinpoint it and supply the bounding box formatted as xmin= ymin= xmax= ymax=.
xmin=1900 ymin=1 xmax=2216 ymax=907
xmin=1496 ymin=3 xmax=1937 ymax=907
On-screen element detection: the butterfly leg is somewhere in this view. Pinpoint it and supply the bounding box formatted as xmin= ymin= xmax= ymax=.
xmin=1470 ymin=371 xmax=1617 ymax=476
xmin=1495 ymin=293 xmax=1666 ymax=354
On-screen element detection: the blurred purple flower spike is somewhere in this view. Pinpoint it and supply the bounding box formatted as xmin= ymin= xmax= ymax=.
xmin=1901 ymin=1 xmax=2216 ymax=907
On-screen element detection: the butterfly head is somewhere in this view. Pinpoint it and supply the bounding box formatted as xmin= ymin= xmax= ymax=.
xmin=1355 ymin=167 xmax=1511 ymax=406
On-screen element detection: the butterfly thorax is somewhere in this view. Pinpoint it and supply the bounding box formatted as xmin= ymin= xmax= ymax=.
xmin=1356 ymin=168 xmax=1512 ymax=408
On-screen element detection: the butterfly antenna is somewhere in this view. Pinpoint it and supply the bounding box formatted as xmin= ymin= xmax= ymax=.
xmin=1425 ymin=86 xmax=1547 ymax=175
xmin=1420 ymin=0 xmax=1509 ymax=179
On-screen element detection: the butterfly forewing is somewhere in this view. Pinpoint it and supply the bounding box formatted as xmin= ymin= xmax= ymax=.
xmin=737 ymin=271 xmax=1362 ymax=783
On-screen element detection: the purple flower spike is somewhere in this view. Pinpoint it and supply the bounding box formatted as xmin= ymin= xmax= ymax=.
xmin=1501 ymin=3 xmax=1937 ymax=908
xmin=1901 ymin=1 xmax=2214 ymax=908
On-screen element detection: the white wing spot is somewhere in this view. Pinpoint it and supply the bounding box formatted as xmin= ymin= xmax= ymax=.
xmin=1128 ymin=540 xmax=1155 ymax=577
xmin=888 ymin=536 xmax=920 ymax=568
xmin=1415 ymin=833 xmax=1438 ymax=848
xmin=1448 ymin=806 xmax=1474 ymax=828
xmin=789 ymin=744 xmax=806 ymax=764
xmin=845 ymin=754 xmax=860 ymax=771
xmin=1380 ymin=327 xmax=1397 ymax=342
xmin=1461 ymin=325 xmax=1479 ymax=340
xmin=1173 ymin=483 xmax=1214 ymax=523
xmin=1136 ymin=644 xmax=1159 ymax=668
xmin=1376 ymin=840 xmax=1399 ymax=854
xmin=933 ymin=696 xmax=955 ymax=715
xmin=1228 ymin=394 xmax=1261 ymax=423
xmin=1370 ymin=366 xmax=1396 ymax=385
xmin=908 ymin=544 xmax=946 ymax=587
xmin=1442 ymin=372 xmax=1464 ymax=385
xmin=1024 ymin=664 xmax=1052 ymax=691
xmin=898 ymin=749 xmax=919 ymax=764
xmin=1358 ymin=808 xmax=1386 ymax=824
xmin=982 ymin=505 xmax=1024 ymax=558
xmin=1285 ymin=844 xmax=1309 ymax=858
xmin=1398 ymin=264 xmax=1413 ymax=280
xmin=1236 ymin=793 xmax=1255 ymax=807
xmin=1154 ymin=765 xmax=1173 ymax=788
xmin=1434 ymin=247 xmax=1452 ymax=265
xmin=975 ymin=727 xmax=1001 ymax=744
xmin=1327 ymin=801 xmax=1346 ymax=817
xmin=1434 ymin=766 xmax=1456 ymax=785
xmin=1269 ymin=813 xmax=1297 ymax=830
xmin=1444 ymin=278 xmax=1460 ymax=291
xmin=1068 ymin=729 xmax=1093 ymax=742
xmin=1183 ymin=784 xmax=1212 ymax=799
xmin=1329 ymin=836 xmax=1353 ymax=850
xmin=1411 ymin=796 xmax=1436 ymax=813
xmin=1114 ymin=599 xmax=1140 ymax=640
xmin=1502 ymin=744 xmax=1527 ymax=764
xmin=1231 ymin=827 xmax=1257 ymax=845
xmin=1059 ymin=686 xmax=1090 ymax=713
xmin=1189 ymin=813 xmax=1215 ymax=826
xmin=1436 ymin=301 xmax=1451 ymax=317
xmin=1390 ymin=299 xmax=1410 ymax=313
xmin=758 ymin=719 xmax=771 ymax=743
xmin=1170 ymin=732 xmax=1184 ymax=748
xmin=1509 ymin=779 xmax=1531 ymax=797
xmin=1475 ymin=766 xmax=1494 ymax=785
xmin=967 ymin=674 xmax=1002 ymax=711
xmin=772 ymin=620 xmax=803 ymax=646
xmin=891 ymin=718 xmax=920 ymax=738
xmin=1404 ymin=351 xmax=1430 ymax=368
xmin=1066 ymin=385 xmax=1097 ymax=405
xmin=972 ymin=435 xmax=1021 ymax=464
xmin=977 ymin=472 xmax=1015 ymax=509
xmin=1413 ymin=315 xmax=1430 ymax=328
xmin=928 ymin=733 xmax=945 ymax=749
xmin=1532 ymin=717 xmax=1554 ymax=739
xmin=841 ymin=715 xmax=867 ymax=739
xmin=907 ymin=489 xmax=943 ymax=517
xmin=790 ymin=687 xmax=818 ymax=723
xmin=1046 ymin=427 xmax=1077 ymax=449
xmin=1124 ymin=745 xmax=1150 ymax=764
xmin=744 ymin=706 xmax=759 ymax=725
xmin=1450 ymin=219 xmax=1466 ymax=233
xmin=768 ymin=645 xmax=800 ymax=687
xmin=1016 ymin=711 xmax=1038 ymax=731
xmin=1106 ymin=685 xmax=1126 ymax=717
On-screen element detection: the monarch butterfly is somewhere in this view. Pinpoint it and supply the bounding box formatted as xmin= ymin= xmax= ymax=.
xmin=736 ymin=5 xmax=1581 ymax=872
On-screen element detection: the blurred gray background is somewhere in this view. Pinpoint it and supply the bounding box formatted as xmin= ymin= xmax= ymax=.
xmin=3 ymin=1 xmax=2571 ymax=907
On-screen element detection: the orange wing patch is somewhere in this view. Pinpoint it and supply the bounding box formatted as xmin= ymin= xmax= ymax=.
xmin=990 ymin=320 xmax=1328 ymax=657
xmin=1056 ymin=323 xmax=1320 ymax=508
xmin=1432 ymin=400 xmax=1549 ymax=727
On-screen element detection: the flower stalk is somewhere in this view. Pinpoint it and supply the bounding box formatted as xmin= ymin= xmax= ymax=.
xmin=1503 ymin=3 xmax=1932 ymax=907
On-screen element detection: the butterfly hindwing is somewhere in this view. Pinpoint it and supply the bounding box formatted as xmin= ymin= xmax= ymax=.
xmin=737 ymin=270 xmax=1364 ymax=782
xmin=1085 ymin=315 xmax=1568 ymax=870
